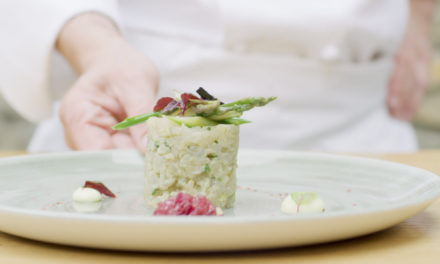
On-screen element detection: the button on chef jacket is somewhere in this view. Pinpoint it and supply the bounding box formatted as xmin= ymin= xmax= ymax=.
xmin=0 ymin=0 xmax=417 ymax=153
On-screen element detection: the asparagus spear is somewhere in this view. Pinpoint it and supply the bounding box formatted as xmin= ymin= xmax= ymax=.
xmin=208 ymin=96 xmax=277 ymax=120
xmin=208 ymin=110 xmax=242 ymax=121
xmin=221 ymin=96 xmax=277 ymax=108
xmin=220 ymin=118 xmax=251 ymax=125
xmin=112 ymin=112 xmax=162 ymax=130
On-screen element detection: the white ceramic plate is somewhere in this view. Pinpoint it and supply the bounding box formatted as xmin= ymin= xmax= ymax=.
xmin=0 ymin=150 xmax=439 ymax=252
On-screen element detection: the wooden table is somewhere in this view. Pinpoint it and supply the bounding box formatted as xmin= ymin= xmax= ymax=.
xmin=0 ymin=151 xmax=439 ymax=264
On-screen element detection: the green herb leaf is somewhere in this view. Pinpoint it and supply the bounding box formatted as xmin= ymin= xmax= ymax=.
xmin=207 ymin=153 xmax=217 ymax=159
xmin=204 ymin=164 xmax=211 ymax=173
xmin=290 ymin=192 xmax=317 ymax=205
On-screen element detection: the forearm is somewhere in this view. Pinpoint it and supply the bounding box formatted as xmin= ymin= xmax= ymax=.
xmin=56 ymin=12 xmax=121 ymax=74
xmin=387 ymin=0 xmax=435 ymax=121
xmin=409 ymin=0 xmax=435 ymax=33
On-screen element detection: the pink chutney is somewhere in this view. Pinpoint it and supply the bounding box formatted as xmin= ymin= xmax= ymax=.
xmin=153 ymin=192 xmax=218 ymax=216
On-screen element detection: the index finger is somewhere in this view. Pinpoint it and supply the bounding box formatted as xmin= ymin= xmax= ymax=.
xmin=117 ymin=83 xmax=157 ymax=151
xmin=71 ymin=123 xmax=115 ymax=150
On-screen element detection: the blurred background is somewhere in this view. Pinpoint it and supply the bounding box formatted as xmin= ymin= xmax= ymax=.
xmin=1 ymin=3 xmax=440 ymax=151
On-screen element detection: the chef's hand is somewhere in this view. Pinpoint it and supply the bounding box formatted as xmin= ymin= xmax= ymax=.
xmin=387 ymin=0 xmax=434 ymax=121
xmin=57 ymin=13 xmax=158 ymax=151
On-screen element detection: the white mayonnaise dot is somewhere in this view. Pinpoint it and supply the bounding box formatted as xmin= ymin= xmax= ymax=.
xmin=216 ymin=207 xmax=223 ymax=216
xmin=281 ymin=193 xmax=325 ymax=214
xmin=72 ymin=187 xmax=102 ymax=203
xmin=281 ymin=195 xmax=297 ymax=214
xmin=72 ymin=201 xmax=102 ymax=213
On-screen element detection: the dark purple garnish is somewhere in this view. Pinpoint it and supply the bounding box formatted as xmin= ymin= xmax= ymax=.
xmin=196 ymin=87 xmax=217 ymax=101
xmin=153 ymin=97 xmax=174 ymax=112
xmin=83 ymin=181 xmax=116 ymax=198
xmin=162 ymin=100 xmax=180 ymax=114
xmin=153 ymin=93 xmax=201 ymax=116
xmin=180 ymin=93 xmax=199 ymax=115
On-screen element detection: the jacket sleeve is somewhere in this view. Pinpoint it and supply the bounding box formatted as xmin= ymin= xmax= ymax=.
xmin=0 ymin=0 xmax=120 ymax=122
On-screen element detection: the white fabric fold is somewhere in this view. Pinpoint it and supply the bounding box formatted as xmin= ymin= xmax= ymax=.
xmin=0 ymin=0 xmax=120 ymax=122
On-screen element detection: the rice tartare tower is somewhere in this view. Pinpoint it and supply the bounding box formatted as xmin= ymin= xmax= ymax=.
xmin=113 ymin=88 xmax=275 ymax=210
xmin=145 ymin=117 xmax=239 ymax=208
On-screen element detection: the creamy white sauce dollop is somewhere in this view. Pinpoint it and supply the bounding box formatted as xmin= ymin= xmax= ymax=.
xmin=216 ymin=207 xmax=223 ymax=216
xmin=72 ymin=187 xmax=102 ymax=203
xmin=281 ymin=192 xmax=325 ymax=214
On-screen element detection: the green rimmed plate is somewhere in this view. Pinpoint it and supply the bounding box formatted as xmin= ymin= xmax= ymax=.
xmin=0 ymin=150 xmax=438 ymax=251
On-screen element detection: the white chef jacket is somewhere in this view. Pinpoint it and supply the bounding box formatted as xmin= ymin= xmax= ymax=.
xmin=0 ymin=0 xmax=417 ymax=153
